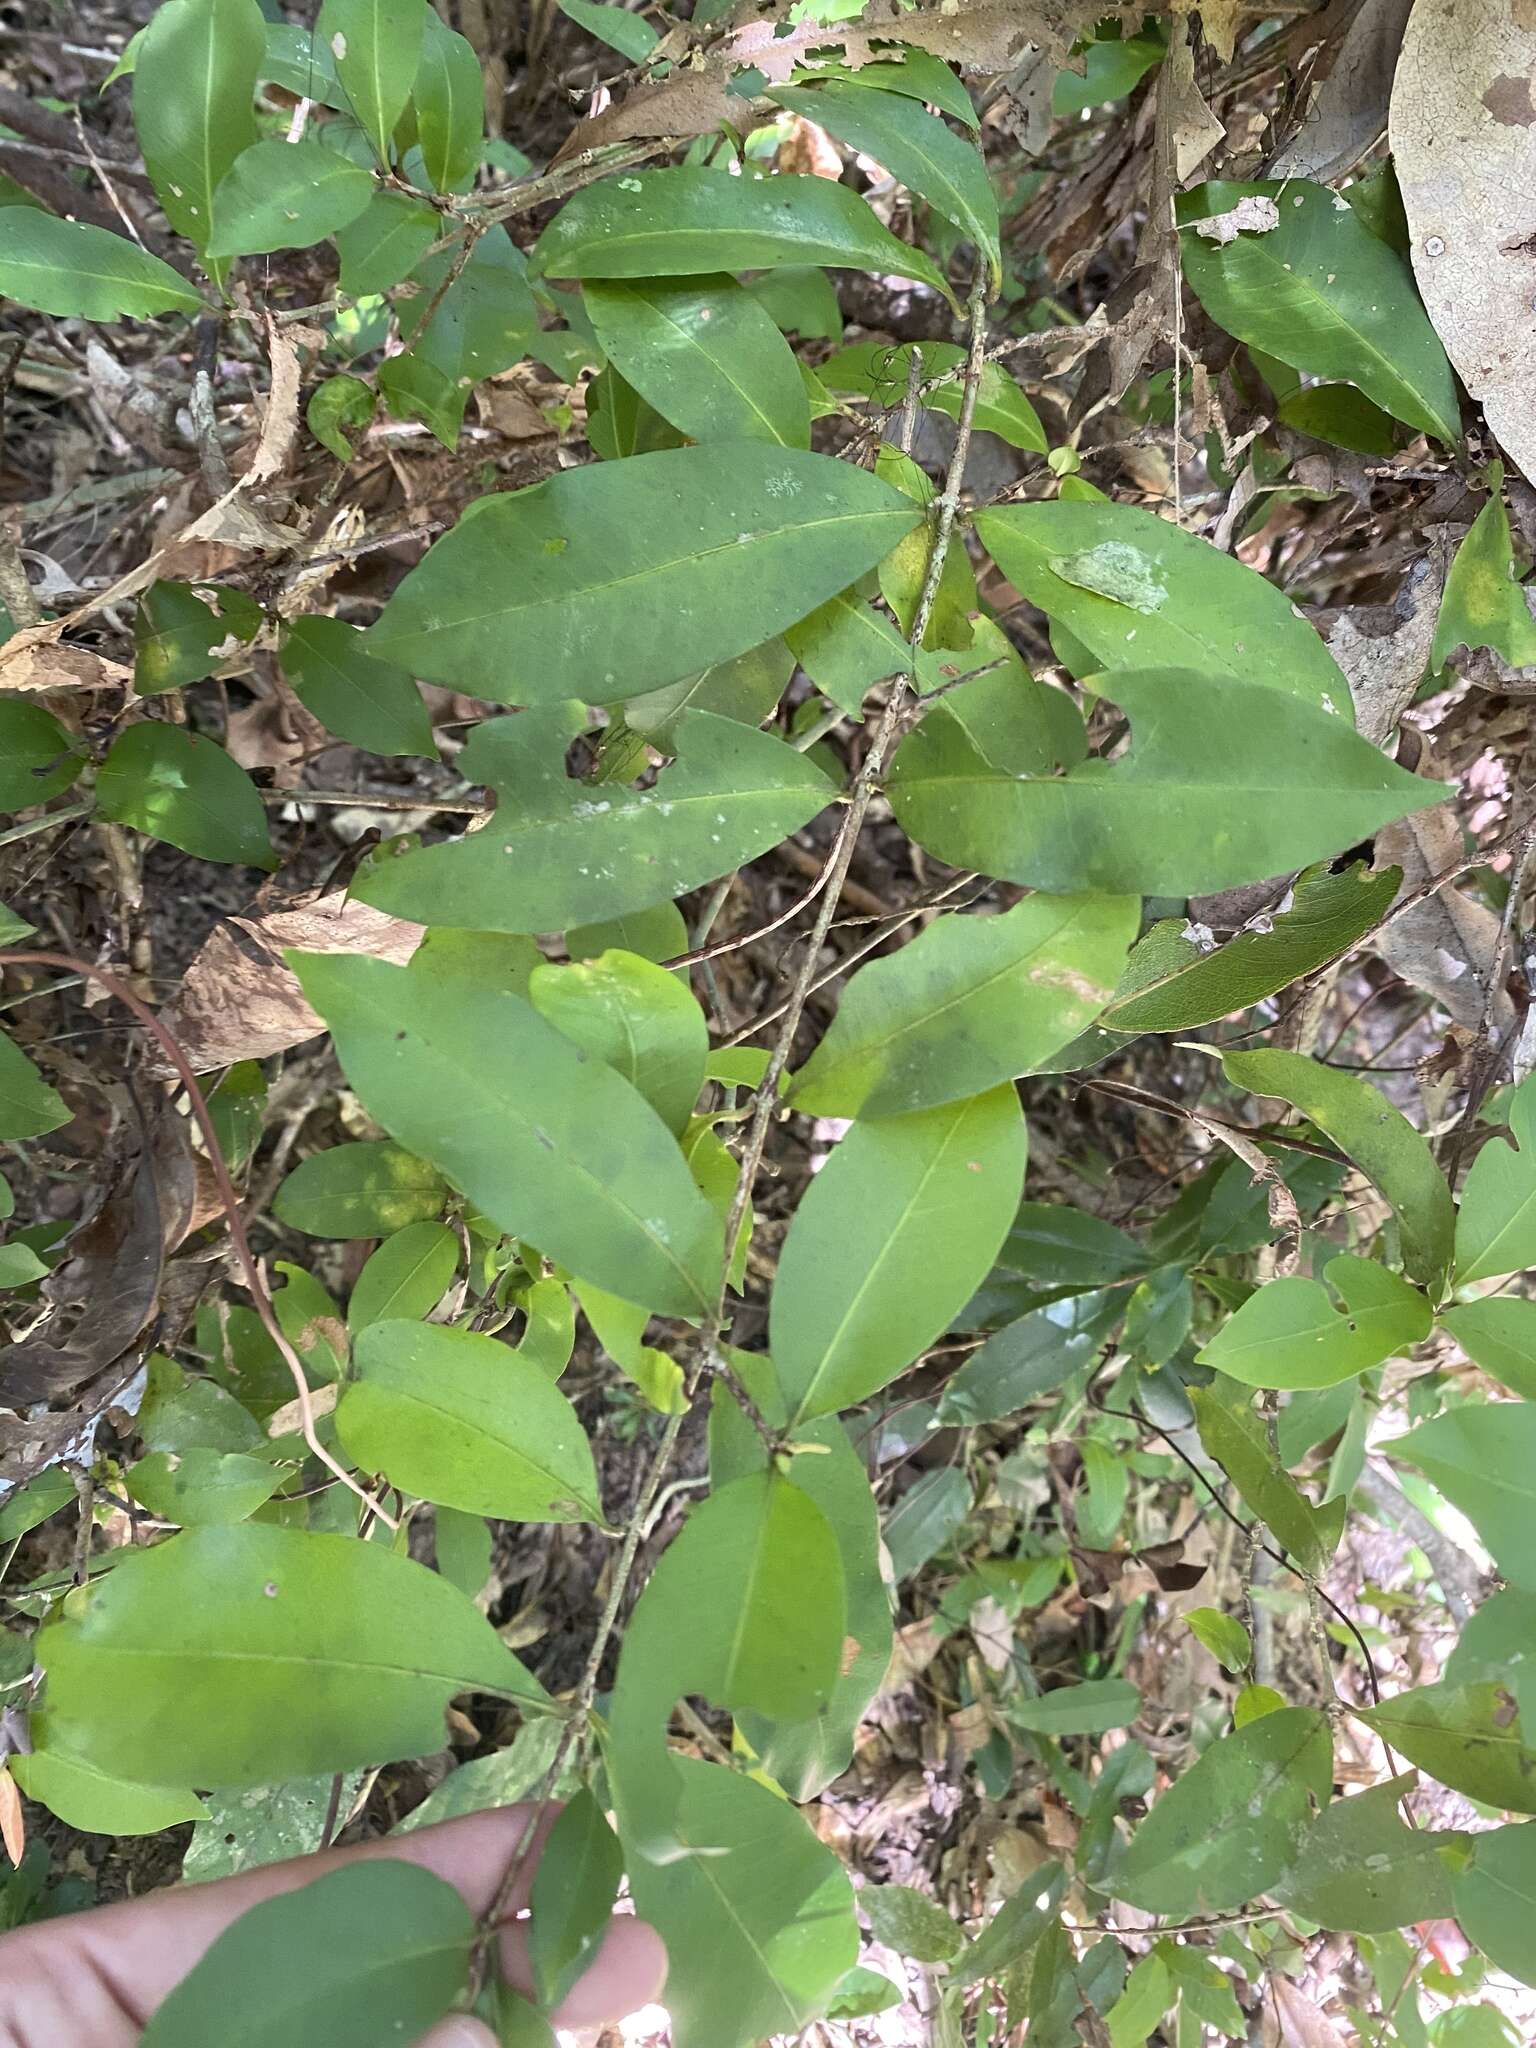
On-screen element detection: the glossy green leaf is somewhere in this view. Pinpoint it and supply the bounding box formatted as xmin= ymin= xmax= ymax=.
xmin=1220 ymin=1048 xmax=1454 ymax=1291
xmin=347 ymin=1220 xmax=458 ymax=1331
xmin=280 ymin=616 xmax=434 ymax=758
xmin=530 ymin=949 xmax=706 ymax=1136
xmin=768 ymin=81 xmax=1000 ymax=283
xmin=585 ymin=363 xmax=684 ymax=460
xmin=433 ymin=1507 xmax=491 ymax=1600
xmin=354 ymin=705 xmax=834 ymax=934
xmin=183 ymin=1771 xmax=365 ymax=1881
xmin=1178 ymin=179 xmax=1460 ymax=442
xmin=1010 ymin=1678 xmax=1141 ymax=1735
xmin=556 ymin=0 xmax=659 ymax=58
xmin=368 ymin=444 xmax=922 ymax=701
xmin=11 ymin=1742 xmax=206 ymax=1836
xmin=1453 ymin=1073 xmax=1536 ymax=1285
xmin=0 ymin=212 xmax=204 ymax=319
xmin=274 ymin=1140 xmax=447 ymax=1237
xmin=412 ymin=12 xmax=482 ymax=193
xmin=527 ymin=1788 xmax=624 ymax=2008
xmin=260 ymin=22 xmax=347 ymax=106
xmin=534 ymin=168 xmax=951 ymax=302
xmin=889 ymin=665 xmax=1442 ymax=898
xmin=771 ymin=1085 xmax=1027 ymax=1424
xmin=618 ymin=635 xmax=793 ymax=749
xmin=951 ymin=1861 xmax=1066 ymax=1989
xmin=585 ymin=276 xmax=809 ymax=447
xmin=38 ymin=1524 xmax=540 ymax=1788
xmin=134 ymin=0 xmax=264 ymax=273
xmin=861 ymin=1884 xmax=963 ymax=1964
xmin=0 ymin=1469 xmax=74 ymax=1541
xmin=1186 ymin=1607 xmax=1251 ymax=1673
xmin=608 ymin=1472 xmax=846 ymax=1858
xmin=1051 ymin=27 xmax=1163 ymax=113
xmin=1199 ymin=1254 xmax=1431 ymax=1390
xmin=1113 ymin=1707 xmax=1331 ymax=1914
xmin=0 ymin=1240 xmax=48 ymax=1286
xmin=292 ymin=955 xmax=719 ymax=1316
xmin=0 ymin=700 xmax=83 ymax=809
xmin=789 ymin=892 xmax=1139 ymax=1118
xmin=1386 ymin=1401 xmax=1536 ymax=1590
xmin=207 ymin=138 xmax=373 ymax=257
xmin=1275 ymin=1776 xmax=1457 ymax=1932
xmin=1279 ymin=382 xmax=1399 ymax=456
xmin=811 ymin=47 xmax=979 ymax=128
xmin=819 ymin=339 xmax=1046 ymax=452
xmin=1454 ymin=1823 xmax=1536 ymax=1987
xmin=623 ymin=1757 xmax=857 ymax=2048
xmin=976 ymin=498 xmax=1352 ymax=716
xmin=1433 ymin=473 xmax=1536 ymax=670
xmin=333 ymin=192 xmax=438 ymax=295
xmin=1190 ymin=1383 xmax=1344 ymax=1576
xmin=1106 ymin=1952 xmax=1171 ymax=2048
xmin=876 ymin=443 xmax=976 ymax=651
xmin=1357 ymin=1681 xmax=1536 ymax=1813
xmin=315 ymin=0 xmax=427 ymax=164
xmin=744 ymin=263 xmax=843 ymax=338
xmin=96 ymin=724 xmax=274 ymax=869
xmin=409 ymin=928 xmax=543 ymax=996
xmin=134 ymin=580 xmax=223 ymax=695
xmin=378 ymin=231 xmax=535 ymax=449
xmin=1440 ymin=1296 xmax=1536 ymax=1399
xmin=126 ymin=1447 xmax=283 ymax=1526
xmin=1103 ymin=861 xmax=1400 ymax=1032
xmin=784 ymin=582 xmax=915 ymax=714
xmin=139 ymin=1859 xmax=473 ymax=2048
xmin=307 ymin=372 xmax=375 ymax=460
xmin=339 ymin=1320 xmax=602 ymax=1522
xmin=882 ymin=1464 xmax=970 ymax=1580
xmin=936 ymin=1291 xmax=1123 ymax=1425
xmin=0 ymin=1030 xmax=67 ymax=1143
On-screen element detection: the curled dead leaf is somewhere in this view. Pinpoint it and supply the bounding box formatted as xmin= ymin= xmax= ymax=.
xmin=0 ymin=641 xmax=131 ymax=696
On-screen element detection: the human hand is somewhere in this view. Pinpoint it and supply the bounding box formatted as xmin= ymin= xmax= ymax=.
xmin=0 ymin=1802 xmax=667 ymax=2046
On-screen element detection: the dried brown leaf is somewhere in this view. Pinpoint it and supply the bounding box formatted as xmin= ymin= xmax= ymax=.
xmin=1268 ymin=0 xmax=1415 ymax=180
xmin=1373 ymin=799 xmax=1513 ymax=1032
xmin=0 ymin=642 xmax=131 ymax=696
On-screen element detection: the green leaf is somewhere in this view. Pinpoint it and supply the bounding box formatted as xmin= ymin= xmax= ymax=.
xmin=377 ymin=231 xmax=536 ymax=449
xmin=788 ymin=892 xmax=1139 ymax=1117
xmin=1177 ymin=179 xmax=1460 ymax=442
xmin=936 ymin=1291 xmax=1123 ymax=1425
xmin=339 ymin=1320 xmax=603 ymax=1522
xmin=347 ymin=1220 xmax=458 ymax=1331
xmin=0 ymin=1240 xmax=49 ymax=1286
xmin=412 ymin=12 xmax=483 ymax=193
xmin=292 ymin=955 xmax=719 ymax=1316
xmin=1106 ymin=1951 xmax=1171 ymax=2048
xmin=619 ymin=635 xmax=793 ymax=750
xmin=260 ymin=22 xmax=347 ymax=106
xmin=1440 ymin=1296 xmax=1536 ymax=1399
xmin=608 ymin=1472 xmax=846 ymax=1858
xmin=1113 ymin=1707 xmax=1332 ymax=1915
xmin=1275 ymin=1775 xmax=1458 ymax=1932
xmin=395 ymin=1718 xmax=565 ymax=1832
xmin=889 ymin=665 xmax=1442 ymax=898
xmin=0 ymin=699 xmax=83 ymax=808
xmin=207 ymin=137 xmax=373 ymax=258
xmin=784 ymin=582 xmax=915 ymax=714
xmin=1279 ymin=383 xmax=1399 ymax=457
xmin=527 ymin=1788 xmax=624 ymax=2008
xmin=557 ymin=0 xmax=658 ymax=55
xmin=1010 ymin=1678 xmax=1141 ymax=1735
xmin=1357 ymin=1681 xmax=1536 ymax=1814
xmin=0 ymin=1468 xmax=74 ymax=1541
xmin=307 ymin=372 xmax=375 ymax=460
xmin=1453 ymin=1072 xmax=1536 ymax=1285
xmin=1433 ymin=472 xmax=1536 ymax=670
xmin=585 ymin=363 xmax=685 ymax=460
xmin=1186 ymin=1607 xmax=1252 ymax=1674
xmin=0 ymin=212 xmax=204 ymax=319
xmin=767 ymin=81 xmax=1000 ymax=284
xmin=1385 ymin=1400 xmax=1536 ymax=1591
xmin=876 ymin=444 xmax=975 ymax=651
xmin=771 ymin=1085 xmax=1027 ymax=1424
xmin=139 ymin=1860 xmax=473 ymax=2048
xmin=333 ymin=192 xmax=438 ymax=295
xmin=819 ymin=339 xmax=1046 ymax=452
xmin=584 ymin=276 xmax=810 ymax=448
xmin=623 ymin=1757 xmax=857 ymax=2048
xmin=11 ymin=1743 xmax=206 ymax=1836
xmin=280 ymin=616 xmax=435 ymax=758
xmin=96 ymin=724 xmax=275 ymax=869
xmin=367 ymin=444 xmax=922 ymax=702
xmin=861 ymin=1884 xmax=963 ymax=1964
xmin=126 ymin=1448 xmax=284 ymax=1526
xmin=1103 ymin=860 xmax=1401 ymax=1033
xmin=530 ymin=949 xmax=706 ymax=1136
xmin=315 ymin=0 xmax=427 ymax=164
xmin=1052 ymin=27 xmax=1164 ymax=114
xmin=976 ymin=498 xmax=1352 ymax=716
xmin=37 ymin=1523 xmax=540 ymax=1788
xmin=568 ymin=901 xmax=687 ymax=964
xmin=433 ymin=1507 xmax=492 ymax=1600
xmin=533 ymin=167 xmax=952 ymax=303
xmin=134 ymin=580 xmax=225 ymax=695
xmin=883 ymin=1465 xmax=970 ymax=1580
xmin=1219 ymin=1048 xmax=1455 ymax=1292
xmin=0 ymin=1032 xmax=68 ymax=1139
xmin=1453 ymin=1823 xmax=1536 ymax=1987
xmin=1190 ymin=1383 xmax=1344 ymax=1576
xmin=274 ymin=1140 xmax=448 ymax=1237
xmin=744 ymin=263 xmax=844 ymax=338
xmin=354 ymin=706 xmax=834 ymax=934
xmin=183 ymin=1771 xmax=365 ymax=1880
xmin=1198 ymin=1254 xmax=1432 ymax=1390
xmin=950 ymin=1862 xmax=1066 ymax=1988
xmin=133 ymin=0 xmax=264 ymax=274
xmin=807 ymin=47 xmax=979 ymax=129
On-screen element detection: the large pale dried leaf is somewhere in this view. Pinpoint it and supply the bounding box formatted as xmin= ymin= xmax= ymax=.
xmin=550 ymin=69 xmax=745 ymax=158
xmin=1321 ymin=546 xmax=1447 ymax=742
xmin=1171 ymin=0 xmax=1241 ymax=64
xmin=1373 ymin=799 xmax=1512 ymax=1032
xmin=157 ymin=889 xmax=424 ymax=1071
xmin=1270 ymin=1978 xmax=1351 ymax=2048
xmin=1268 ymin=0 xmax=1414 ymax=180
xmin=1391 ymin=0 xmax=1533 ymax=473
xmin=888 ymin=0 xmax=1109 ymax=72
xmin=0 ymin=643 xmax=132 ymax=696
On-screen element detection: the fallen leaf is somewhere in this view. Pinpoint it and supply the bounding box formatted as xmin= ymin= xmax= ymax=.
xmin=1268 ymin=0 xmax=1415 ymax=181
xmin=1272 ymin=1977 xmax=1351 ymax=2048
xmin=1373 ymin=797 xmax=1513 ymax=1032
xmin=0 ymin=1767 xmax=24 ymax=1868
xmin=1320 ymin=545 xmax=1448 ymax=742
xmin=1391 ymin=0 xmax=1532 ymax=473
xmin=0 ymin=642 xmax=132 ymax=696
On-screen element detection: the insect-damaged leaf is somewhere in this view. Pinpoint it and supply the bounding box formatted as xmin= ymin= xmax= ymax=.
xmin=354 ymin=705 xmax=834 ymax=934
xmin=1198 ymin=1254 xmax=1431 ymax=1390
xmin=367 ymin=444 xmax=921 ymax=703
xmin=1357 ymin=1680 xmax=1536 ymax=1813
xmin=291 ymin=954 xmax=719 ymax=1316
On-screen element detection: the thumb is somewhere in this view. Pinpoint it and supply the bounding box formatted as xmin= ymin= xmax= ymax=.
xmin=418 ymin=2021 xmax=498 ymax=2048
